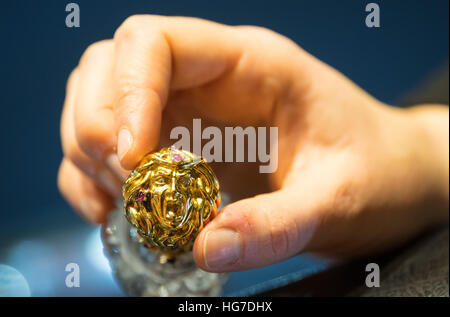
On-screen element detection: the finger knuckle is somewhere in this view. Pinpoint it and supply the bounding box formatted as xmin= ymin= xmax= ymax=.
xmin=116 ymin=74 xmax=142 ymax=99
xmin=63 ymin=145 xmax=92 ymax=176
xmin=62 ymin=137 xmax=82 ymax=163
xmin=237 ymin=25 xmax=279 ymax=39
xmin=79 ymin=40 xmax=110 ymax=66
xmin=66 ymin=68 xmax=79 ymax=91
xmin=248 ymin=200 xmax=291 ymax=258
xmin=114 ymin=80 xmax=144 ymax=115
xmin=57 ymin=161 xmax=69 ymax=194
xmin=115 ymin=79 xmax=163 ymax=115
xmin=114 ymin=14 xmax=150 ymax=41
xmin=237 ymin=25 xmax=301 ymax=55
xmin=75 ymin=120 xmax=110 ymax=159
xmin=263 ymin=206 xmax=291 ymax=257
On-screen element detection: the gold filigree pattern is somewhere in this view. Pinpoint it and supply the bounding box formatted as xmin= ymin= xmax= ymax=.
xmin=122 ymin=147 xmax=221 ymax=256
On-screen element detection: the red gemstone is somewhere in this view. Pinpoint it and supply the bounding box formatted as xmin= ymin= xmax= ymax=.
xmin=138 ymin=195 xmax=145 ymax=201
xmin=173 ymin=154 xmax=182 ymax=161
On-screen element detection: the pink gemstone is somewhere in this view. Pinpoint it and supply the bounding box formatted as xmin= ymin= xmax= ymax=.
xmin=138 ymin=195 xmax=145 ymax=201
xmin=173 ymin=154 xmax=182 ymax=162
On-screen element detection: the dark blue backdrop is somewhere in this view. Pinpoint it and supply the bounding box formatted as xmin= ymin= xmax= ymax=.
xmin=0 ymin=0 xmax=448 ymax=248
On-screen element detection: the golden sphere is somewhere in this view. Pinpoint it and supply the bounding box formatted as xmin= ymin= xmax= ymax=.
xmin=122 ymin=148 xmax=221 ymax=254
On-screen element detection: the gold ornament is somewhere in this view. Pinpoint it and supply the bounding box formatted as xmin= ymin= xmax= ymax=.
xmin=122 ymin=147 xmax=221 ymax=256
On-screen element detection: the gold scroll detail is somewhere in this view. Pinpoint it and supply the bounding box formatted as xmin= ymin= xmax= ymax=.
xmin=122 ymin=148 xmax=221 ymax=256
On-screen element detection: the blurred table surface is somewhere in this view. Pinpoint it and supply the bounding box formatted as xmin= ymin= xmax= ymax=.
xmin=261 ymin=226 xmax=449 ymax=296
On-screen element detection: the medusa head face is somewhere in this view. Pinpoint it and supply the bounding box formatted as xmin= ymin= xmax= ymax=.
xmin=122 ymin=148 xmax=221 ymax=254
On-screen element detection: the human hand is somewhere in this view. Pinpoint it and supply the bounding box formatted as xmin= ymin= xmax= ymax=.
xmin=58 ymin=15 xmax=449 ymax=272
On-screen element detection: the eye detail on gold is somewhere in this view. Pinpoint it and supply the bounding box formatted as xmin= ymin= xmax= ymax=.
xmin=154 ymin=176 xmax=167 ymax=186
xmin=122 ymin=148 xmax=221 ymax=256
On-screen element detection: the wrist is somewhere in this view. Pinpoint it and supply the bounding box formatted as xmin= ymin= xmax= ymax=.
xmin=407 ymin=105 xmax=449 ymax=223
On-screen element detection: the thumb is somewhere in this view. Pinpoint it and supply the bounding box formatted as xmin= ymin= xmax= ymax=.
xmin=193 ymin=187 xmax=319 ymax=272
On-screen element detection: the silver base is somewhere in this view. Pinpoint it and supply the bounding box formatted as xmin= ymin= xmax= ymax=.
xmin=101 ymin=206 xmax=227 ymax=296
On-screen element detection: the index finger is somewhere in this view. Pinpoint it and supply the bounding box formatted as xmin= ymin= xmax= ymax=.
xmin=112 ymin=15 xmax=243 ymax=169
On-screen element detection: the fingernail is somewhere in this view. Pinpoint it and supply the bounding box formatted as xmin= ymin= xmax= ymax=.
xmin=117 ymin=128 xmax=132 ymax=161
xmin=106 ymin=154 xmax=130 ymax=181
xmin=203 ymin=229 xmax=241 ymax=270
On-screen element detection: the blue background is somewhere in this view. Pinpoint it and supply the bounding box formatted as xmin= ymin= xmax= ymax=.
xmin=0 ymin=0 xmax=448 ymax=296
